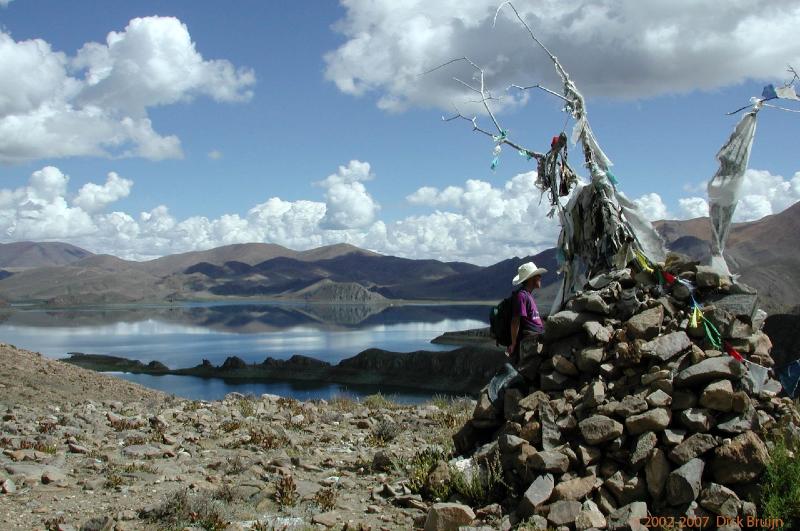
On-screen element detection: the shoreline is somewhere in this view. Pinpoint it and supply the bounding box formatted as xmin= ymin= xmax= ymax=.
xmin=64 ymin=344 xmax=506 ymax=397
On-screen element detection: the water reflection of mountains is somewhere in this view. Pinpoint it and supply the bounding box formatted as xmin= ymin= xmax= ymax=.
xmin=0 ymin=303 xmax=490 ymax=332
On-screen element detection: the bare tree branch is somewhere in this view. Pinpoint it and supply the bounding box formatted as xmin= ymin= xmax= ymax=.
xmin=509 ymin=83 xmax=570 ymax=103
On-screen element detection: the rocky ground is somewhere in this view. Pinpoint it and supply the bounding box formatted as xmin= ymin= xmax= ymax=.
xmin=0 ymin=343 xmax=482 ymax=531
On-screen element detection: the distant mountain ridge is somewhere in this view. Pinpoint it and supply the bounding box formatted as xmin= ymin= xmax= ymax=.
xmin=0 ymin=241 xmax=93 ymax=268
xmin=655 ymin=201 xmax=800 ymax=314
xmin=0 ymin=203 xmax=797 ymax=308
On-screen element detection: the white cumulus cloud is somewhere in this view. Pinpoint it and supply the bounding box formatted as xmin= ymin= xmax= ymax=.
xmin=633 ymin=192 xmax=671 ymax=221
xmin=73 ymin=172 xmax=133 ymax=213
xmin=0 ymin=16 xmax=254 ymax=163
xmin=3 ymin=163 xmax=799 ymax=265
xmin=325 ymin=0 xmax=800 ymax=111
xmin=317 ymin=160 xmax=380 ymax=230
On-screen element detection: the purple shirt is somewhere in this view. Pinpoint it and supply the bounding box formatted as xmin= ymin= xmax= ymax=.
xmin=514 ymin=288 xmax=544 ymax=334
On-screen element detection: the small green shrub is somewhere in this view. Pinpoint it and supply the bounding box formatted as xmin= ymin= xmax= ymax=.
xmin=404 ymin=447 xmax=450 ymax=496
xmin=329 ymin=394 xmax=358 ymax=412
xmin=144 ymin=488 xmax=228 ymax=530
xmin=237 ymin=396 xmax=256 ymax=418
xmin=362 ymin=392 xmax=397 ymax=410
xmin=367 ymin=419 xmax=401 ymax=446
xmin=450 ymin=453 xmax=509 ymax=507
xmin=761 ymin=435 xmax=800 ymax=529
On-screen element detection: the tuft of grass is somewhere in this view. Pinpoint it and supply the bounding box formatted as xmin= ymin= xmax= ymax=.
xmin=449 ymin=452 xmax=509 ymax=508
xmin=248 ymin=428 xmax=288 ymax=450
xmin=329 ymin=394 xmax=358 ymax=412
xmin=213 ymin=483 xmax=237 ymax=503
xmin=109 ymin=417 xmax=142 ymax=431
xmin=404 ymin=447 xmax=450 ymax=496
xmin=274 ymin=474 xmax=299 ymax=509
xmin=761 ymin=434 xmax=800 ymax=529
xmin=225 ymin=455 xmax=248 ymax=475
xmin=183 ymin=400 xmax=202 ymax=412
xmin=121 ymin=462 xmax=157 ymax=474
xmin=237 ymin=396 xmax=256 ymax=418
xmin=143 ymin=488 xmax=228 ymax=531
xmin=313 ymin=486 xmax=338 ymax=511
xmin=367 ymin=419 xmax=401 ymax=447
xmin=220 ymin=419 xmax=242 ymax=433
xmin=362 ymin=392 xmax=396 ymax=411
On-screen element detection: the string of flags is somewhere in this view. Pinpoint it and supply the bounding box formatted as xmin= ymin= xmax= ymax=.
xmin=761 ymin=83 xmax=799 ymax=101
xmin=633 ymin=251 xmax=760 ymax=369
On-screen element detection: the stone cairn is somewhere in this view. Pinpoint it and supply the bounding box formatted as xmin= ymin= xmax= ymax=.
xmin=451 ymin=255 xmax=800 ymax=530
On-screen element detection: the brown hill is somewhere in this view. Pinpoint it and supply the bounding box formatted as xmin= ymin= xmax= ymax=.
xmin=0 ymin=241 xmax=93 ymax=268
xmin=655 ymin=202 xmax=800 ymax=313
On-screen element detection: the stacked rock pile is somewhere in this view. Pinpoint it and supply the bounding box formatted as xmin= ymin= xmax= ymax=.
xmin=452 ymin=256 xmax=800 ymax=530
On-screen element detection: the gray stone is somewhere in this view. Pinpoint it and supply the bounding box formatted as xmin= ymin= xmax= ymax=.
xmin=579 ymin=415 xmax=623 ymax=445
xmin=584 ymin=381 xmax=605 ymax=408
xmin=576 ymin=346 xmax=605 ymax=373
xmin=699 ymin=380 xmax=734 ymax=412
xmin=41 ymin=468 xmax=67 ymax=484
xmin=639 ymin=331 xmax=692 ymax=361
xmin=646 ymin=389 xmax=672 ymax=408
xmin=630 ymin=432 xmax=658 ymax=470
xmin=0 ymin=478 xmax=15 ymax=493
xmin=552 ymin=355 xmax=578 ymax=376
xmin=700 ymin=483 xmax=741 ymax=517
xmin=616 ymin=395 xmax=648 ymax=418
xmin=605 ymin=471 xmax=647 ymax=506
xmin=585 ymin=293 xmax=612 ymax=314
xmin=711 ymin=431 xmax=769 ymax=484
xmin=517 ymin=474 xmax=554 ymax=517
xmin=539 ymin=401 xmax=561 ymax=451
xmin=547 ymin=500 xmax=583 ymax=526
xmin=122 ymin=444 xmax=163 ymax=458
xmin=645 ymin=448 xmax=670 ymax=500
xmin=80 ymin=516 xmax=114 ymax=531
xmin=671 ymin=389 xmax=698 ymax=410
xmin=666 ymin=458 xmax=704 ymax=505
xmin=695 ymin=266 xmax=721 ymax=288
xmin=716 ymin=411 xmax=755 ymax=435
xmin=679 ymin=408 xmax=714 ymax=432
xmin=668 ymin=433 xmax=718 ymax=464
xmin=424 ymin=503 xmax=476 ymax=531
xmin=552 ymin=475 xmax=596 ymax=501
xmin=578 ymin=445 xmax=602 ymax=467
xmin=583 ymin=322 xmax=612 ymax=344
xmin=705 ymin=292 xmax=758 ymax=321
xmin=575 ymin=500 xmax=606 ymax=530
xmin=540 ymin=370 xmax=572 ymax=391
xmin=675 ymin=357 xmax=746 ymax=387
xmin=530 ymin=451 xmax=569 ymax=474
xmin=546 ymin=311 xmax=591 ymax=341
xmin=607 ymin=501 xmax=648 ymax=531
xmin=625 ymin=306 xmax=664 ymax=340
xmin=641 ymin=370 xmax=671 ymax=385
xmin=625 ymin=408 xmax=671 ymax=435
xmin=662 ymin=428 xmax=686 ymax=446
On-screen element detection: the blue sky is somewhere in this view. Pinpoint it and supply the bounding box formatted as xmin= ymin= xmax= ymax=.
xmin=0 ymin=0 xmax=798 ymax=264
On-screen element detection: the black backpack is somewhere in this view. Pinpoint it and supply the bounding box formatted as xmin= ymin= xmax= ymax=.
xmin=489 ymin=289 xmax=520 ymax=347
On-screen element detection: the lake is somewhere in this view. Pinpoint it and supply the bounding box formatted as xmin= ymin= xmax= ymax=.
xmin=0 ymin=302 xmax=489 ymax=402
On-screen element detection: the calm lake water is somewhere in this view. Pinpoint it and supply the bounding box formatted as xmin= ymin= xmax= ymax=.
xmin=0 ymin=302 xmax=488 ymax=402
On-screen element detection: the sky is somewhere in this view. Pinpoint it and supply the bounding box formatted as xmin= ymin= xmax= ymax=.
xmin=0 ymin=0 xmax=798 ymax=265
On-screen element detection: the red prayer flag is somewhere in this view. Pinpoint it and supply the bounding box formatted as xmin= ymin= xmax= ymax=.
xmin=724 ymin=342 xmax=744 ymax=362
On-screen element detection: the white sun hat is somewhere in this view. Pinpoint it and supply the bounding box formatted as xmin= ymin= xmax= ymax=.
xmin=512 ymin=261 xmax=548 ymax=286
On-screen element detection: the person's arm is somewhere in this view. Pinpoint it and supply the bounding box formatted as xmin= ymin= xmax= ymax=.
xmin=508 ymin=315 xmax=520 ymax=355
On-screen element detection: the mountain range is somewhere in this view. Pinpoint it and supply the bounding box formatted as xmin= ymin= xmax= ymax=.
xmin=0 ymin=202 xmax=798 ymax=312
